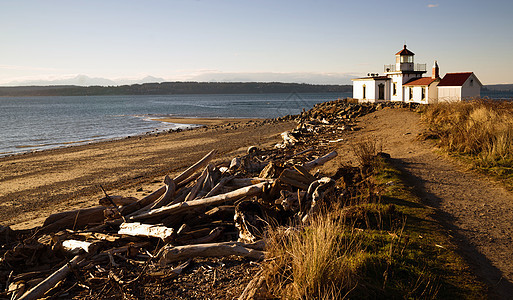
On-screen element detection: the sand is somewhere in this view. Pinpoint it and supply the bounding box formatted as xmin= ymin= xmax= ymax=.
xmin=0 ymin=118 xmax=295 ymax=229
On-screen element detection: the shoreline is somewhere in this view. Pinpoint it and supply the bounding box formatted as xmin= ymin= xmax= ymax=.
xmin=152 ymin=116 xmax=257 ymax=126
xmin=0 ymin=117 xmax=295 ymax=229
xmin=1 ymin=117 xmax=258 ymax=159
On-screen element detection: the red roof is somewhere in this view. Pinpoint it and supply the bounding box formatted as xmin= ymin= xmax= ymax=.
xmin=396 ymin=45 xmax=415 ymax=56
xmin=438 ymin=72 xmax=473 ymax=86
xmin=403 ymin=77 xmax=437 ymax=86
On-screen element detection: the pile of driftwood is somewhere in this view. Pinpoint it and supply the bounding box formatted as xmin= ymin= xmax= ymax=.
xmin=1 ymin=99 xmax=410 ymax=299
xmin=1 ymin=142 xmax=341 ymax=299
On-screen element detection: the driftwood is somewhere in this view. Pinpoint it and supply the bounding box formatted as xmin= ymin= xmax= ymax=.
xmin=176 ymin=227 xmax=224 ymax=245
xmin=61 ymin=239 xmax=101 ymax=255
xmin=118 ymin=222 xmax=175 ymax=243
xmin=131 ymin=182 xmax=268 ymax=221
xmin=281 ymin=131 xmax=299 ymax=145
xmin=204 ymin=175 xmax=234 ymax=198
xmin=229 ymin=177 xmax=273 ymax=188
xmin=302 ymin=150 xmax=338 ymax=170
xmin=174 ymin=149 xmax=218 ymax=185
xmin=239 ymin=270 xmax=266 ymax=300
xmin=185 ymin=165 xmax=210 ymax=201
xmin=149 ymin=175 xmax=176 ymax=210
xmin=302 ymin=177 xmax=336 ymax=223
xmin=158 ymin=241 xmax=265 ymax=265
xmin=41 ymin=206 xmax=106 ymax=232
xmin=18 ymin=255 xmax=83 ymax=300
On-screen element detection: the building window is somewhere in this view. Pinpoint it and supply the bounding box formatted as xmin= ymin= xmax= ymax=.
xmin=470 ymin=79 xmax=474 ymax=87
xmin=409 ymin=88 xmax=413 ymax=100
xmin=422 ymin=87 xmax=426 ymax=100
xmin=362 ymin=85 xmax=366 ymax=99
xmin=393 ymin=83 xmax=397 ymax=96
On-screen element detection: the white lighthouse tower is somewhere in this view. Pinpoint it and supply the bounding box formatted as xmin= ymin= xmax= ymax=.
xmin=384 ymin=45 xmax=427 ymax=101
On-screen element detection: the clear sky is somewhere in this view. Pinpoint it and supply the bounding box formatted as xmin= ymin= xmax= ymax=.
xmin=1 ymin=0 xmax=512 ymax=86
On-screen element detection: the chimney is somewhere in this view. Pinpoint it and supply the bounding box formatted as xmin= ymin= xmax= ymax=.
xmin=432 ymin=60 xmax=439 ymax=79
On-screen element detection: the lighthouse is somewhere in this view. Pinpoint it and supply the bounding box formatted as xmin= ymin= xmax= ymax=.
xmin=351 ymin=45 xmax=482 ymax=103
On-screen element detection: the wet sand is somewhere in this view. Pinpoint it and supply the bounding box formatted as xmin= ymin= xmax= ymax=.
xmin=0 ymin=118 xmax=295 ymax=229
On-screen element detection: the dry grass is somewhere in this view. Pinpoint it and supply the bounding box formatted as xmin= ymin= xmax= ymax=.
xmin=263 ymin=211 xmax=362 ymax=299
xmin=422 ymin=99 xmax=513 ymax=167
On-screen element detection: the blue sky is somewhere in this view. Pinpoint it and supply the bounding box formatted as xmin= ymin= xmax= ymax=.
xmin=1 ymin=0 xmax=512 ymax=85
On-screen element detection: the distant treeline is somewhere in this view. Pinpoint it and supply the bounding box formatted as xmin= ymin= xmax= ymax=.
xmin=0 ymin=82 xmax=352 ymax=97
xmin=482 ymin=84 xmax=513 ymax=92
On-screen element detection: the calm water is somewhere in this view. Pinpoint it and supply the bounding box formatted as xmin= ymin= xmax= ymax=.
xmin=0 ymin=92 xmax=350 ymax=157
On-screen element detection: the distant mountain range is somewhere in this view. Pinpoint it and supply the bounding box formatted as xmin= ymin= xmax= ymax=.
xmin=0 ymin=81 xmax=352 ymax=97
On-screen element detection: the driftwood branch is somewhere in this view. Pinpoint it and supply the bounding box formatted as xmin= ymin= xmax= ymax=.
xmin=185 ymin=165 xmax=210 ymax=201
xmin=118 ymin=222 xmax=175 ymax=243
xmin=204 ymin=175 xmax=234 ymax=198
xmin=18 ymin=255 xmax=83 ymax=300
xmin=130 ymin=182 xmax=268 ymax=221
xmin=174 ymin=150 xmax=218 ymax=185
xmin=149 ymin=176 xmax=176 ymax=210
xmin=302 ymin=150 xmax=338 ymax=170
xmin=158 ymin=241 xmax=265 ymax=265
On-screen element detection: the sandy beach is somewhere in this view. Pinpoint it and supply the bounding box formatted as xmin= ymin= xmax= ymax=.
xmin=0 ymin=118 xmax=295 ymax=229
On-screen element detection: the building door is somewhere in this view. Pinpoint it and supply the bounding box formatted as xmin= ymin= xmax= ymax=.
xmin=378 ymin=84 xmax=385 ymax=100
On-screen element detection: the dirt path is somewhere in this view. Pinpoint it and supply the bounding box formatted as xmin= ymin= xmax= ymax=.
xmin=346 ymin=108 xmax=513 ymax=298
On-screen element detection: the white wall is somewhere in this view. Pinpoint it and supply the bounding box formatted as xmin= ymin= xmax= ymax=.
xmin=353 ymin=79 xmax=392 ymax=102
xmin=390 ymin=74 xmax=403 ymax=102
xmin=427 ymin=81 xmax=439 ymax=104
xmin=461 ymin=74 xmax=482 ymax=99
xmin=438 ymin=86 xmax=462 ymax=102
xmin=353 ymin=80 xmax=376 ymax=102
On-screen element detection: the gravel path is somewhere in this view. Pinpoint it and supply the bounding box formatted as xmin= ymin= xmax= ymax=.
xmin=354 ymin=108 xmax=513 ymax=298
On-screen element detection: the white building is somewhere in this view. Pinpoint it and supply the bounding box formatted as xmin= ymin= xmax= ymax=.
xmin=437 ymin=72 xmax=482 ymax=101
xmin=352 ymin=46 xmax=482 ymax=103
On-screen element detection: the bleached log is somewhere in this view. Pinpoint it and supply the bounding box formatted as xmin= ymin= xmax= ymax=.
xmin=204 ymin=175 xmax=234 ymax=198
xmin=149 ymin=176 xmax=176 ymax=210
xmin=158 ymin=241 xmax=265 ymax=265
xmin=130 ymin=182 xmax=267 ymax=221
xmin=18 ymin=255 xmax=82 ymax=300
xmin=118 ymin=222 xmax=175 ymax=243
xmin=302 ymin=150 xmax=338 ymax=170
xmin=62 ymin=240 xmax=100 ymax=255
xmin=174 ymin=150 xmax=218 ymax=185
